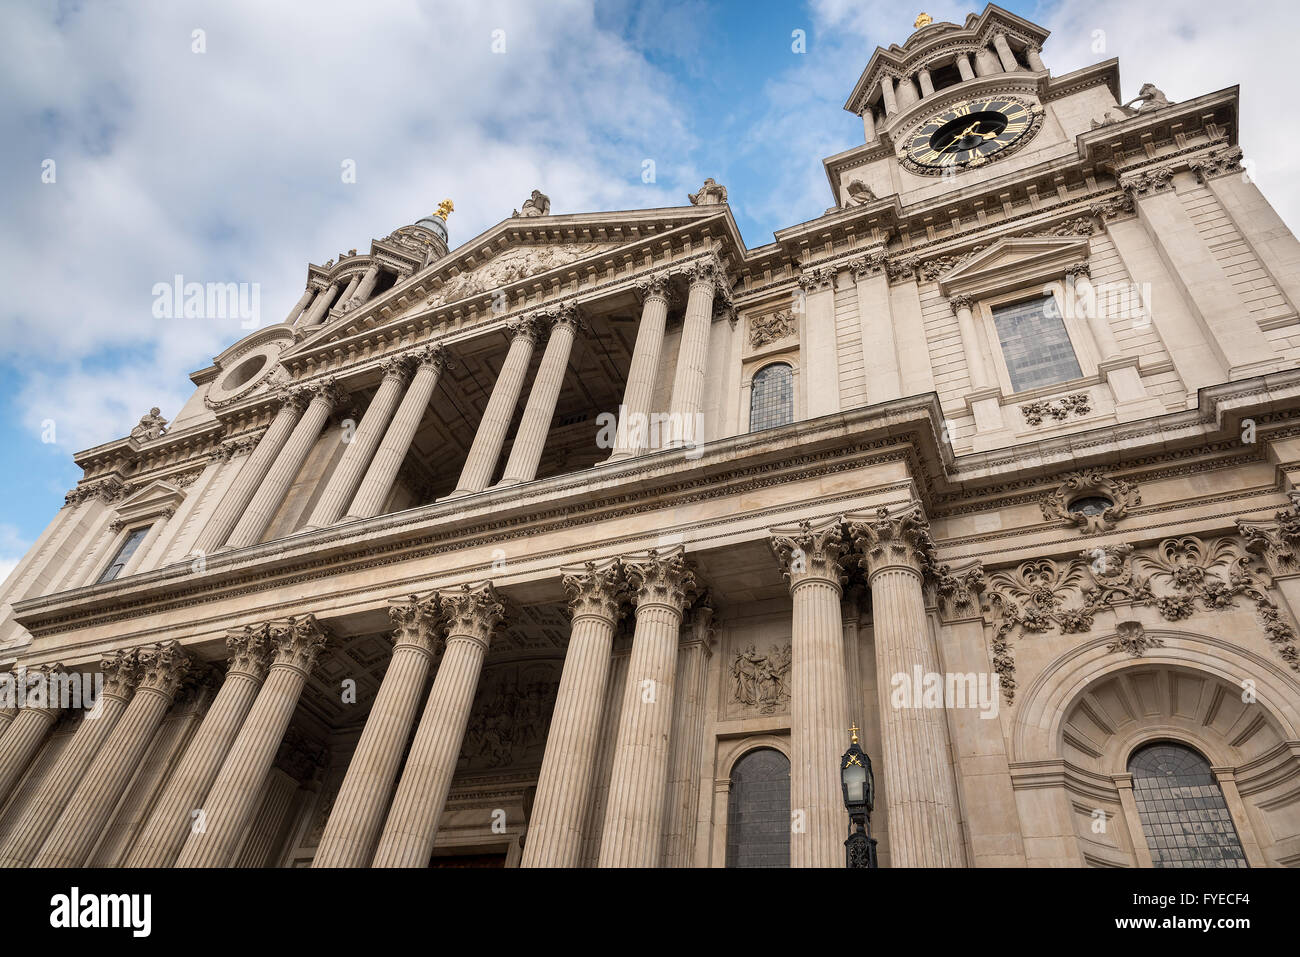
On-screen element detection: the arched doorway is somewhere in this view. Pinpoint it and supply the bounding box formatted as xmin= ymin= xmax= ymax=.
xmin=725 ymin=748 xmax=791 ymax=867
xmin=1127 ymin=742 xmax=1248 ymax=868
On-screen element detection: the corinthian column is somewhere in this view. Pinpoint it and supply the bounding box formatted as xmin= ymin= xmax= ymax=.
xmin=125 ymin=626 xmax=272 ymax=867
xmin=226 ymin=380 xmax=344 ymax=549
xmin=848 ymin=504 xmax=964 ymax=867
xmin=313 ymin=595 xmax=444 ymax=867
xmin=523 ymin=560 xmax=627 ymax=867
xmin=346 ymin=345 xmax=447 ymax=520
xmin=770 ymin=517 xmax=850 ymax=868
xmin=194 ymin=390 xmax=308 ymax=554
xmin=608 ymin=275 xmax=671 ymax=461
xmin=308 ymin=355 xmax=413 ymax=527
xmin=372 ymin=583 xmax=505 ymax=867
xmin=300 ymin=283 xmax=339 ymax=327
xmin=497 ymin=305 xmax=582 ymax=487
xmin=34 ymin=642 xmax=192 ymax=867
xmin=599 ymin=548 xmax=697 ymax=868
xmin=285 ymin=287 xmax=315 ymax=325
xmin=666 ymin=261 xmax=721 ymax=446
xmin=0 ymin=664 xmax=65 ymax=809
xmin=0 ymin=649 xmax=140 ymax=868
xmin=175 ymin=616 xmax=330 ymax=868
xmin=451 ymin=319 xmax=542 ymax=495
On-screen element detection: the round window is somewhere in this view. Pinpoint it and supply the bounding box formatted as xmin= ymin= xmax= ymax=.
xmin=1068 ymin=495 xmax=1113 ymax=518
xmin=221 ymin=354 xmax=268 ymax=391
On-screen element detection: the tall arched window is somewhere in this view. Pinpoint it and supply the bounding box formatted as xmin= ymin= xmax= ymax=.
xmin=725 ymin=747 xmax=790 ymax=868
xmin=1128 ymin=742 xmax=1247 ymax=868
xmin=749 ymin=363 xmax=793 ymax=432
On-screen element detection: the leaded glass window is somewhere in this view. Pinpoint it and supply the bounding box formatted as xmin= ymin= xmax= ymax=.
xmin=726 ymin=748 xmax=790 ymax=868
xmin=96 ymin=526 xmax=150 ymax=584
xmin=749 ymin=363 xmax=793 ymax=432
xmin=991 ymin=295 xmax=1082 ymax=392
xmin=1128 ymin=742 xmax=1248 ymax=868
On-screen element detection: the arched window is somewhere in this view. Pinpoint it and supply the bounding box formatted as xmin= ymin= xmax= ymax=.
xmin=725 ymin=747 xmax=790 ymax=868
xmin=749 ymin=363 xmax=794 ymax=432
xmin=1127 ymin=742 xmax=1248 ymax=868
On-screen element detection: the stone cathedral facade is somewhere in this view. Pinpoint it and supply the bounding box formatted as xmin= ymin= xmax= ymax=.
xmin=2 ymin=4 xmax=1300 ymax=869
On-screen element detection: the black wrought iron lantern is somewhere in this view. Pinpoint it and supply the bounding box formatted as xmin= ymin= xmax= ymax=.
xmin=841 ymin=725 xmax=878 ymax=868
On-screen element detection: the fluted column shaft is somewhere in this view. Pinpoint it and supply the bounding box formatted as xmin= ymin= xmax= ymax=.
xmin=610 ymin=281 xmax=670 ymax=460
xmin=125 ymin=630 xmax=271 ymax=867
xmin=313 ymin=599 xmax=440 ymax=867
xmin=881 ymin=75 xmax=898 ymax=115
xmin=373 ymin=584 xmax=504 ymax=867
xmin=0 ymin=707 xmax=61 ymax=809
xmin=868 ymin=564 xmax=963 ymax=866
xmin=523 ymin=563 xmax=623 ymax=867
xmin=195 ymin=397 xmax=305 ymax=554
xmin=0 ymin=707 xmax=15 ymax=737
xmin=771 ymin=519 xmax=850 ymax=868
xmin=0 ymin=652 xmax=139 ymax=868
xmin=498 ymin=312 xmax=578 ymax=486
xmin=347 ymin=350 xmax=445 ymax=519
xmin=300 ymin=284 xmax=339 ymax=327
xmin=34 ymin=642 xmax=191 ymax=867
xmin=666 ymin=268 xmax=718 ymax=440
xmin=851 ymin=505 xmax=964 ymax=867
xmin=598 ymin=604 xmax=681 ymax=867
xmin=309 ymin=361 xmax=411 ymax=527
xmin=285 ymin=287 xmax=315 ymax=325
xmin=226 ymin=383 xmax=340 ymax=549
xmin=949 ymin=296 xmax=993 ymax=390
xmin=452 ymin=323 xmax=539 ymax=495
xmin=993 ymin=32 xmax=1020 ymax=72
xmin=175 ymin=617 xmax=329 ymax=867
xmin=347 ymin=264 xmax=381 ymax=309
xmin=598 ymin=549 xmax=696 ymax=868
xmin=331 ymin=276 xmax=361 ymax=316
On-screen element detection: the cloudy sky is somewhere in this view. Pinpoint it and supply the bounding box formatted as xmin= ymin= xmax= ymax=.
xmin=2 ymin=0 xmax=1297 ymax=578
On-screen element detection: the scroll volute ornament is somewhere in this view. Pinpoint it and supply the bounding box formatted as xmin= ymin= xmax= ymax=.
xmin=269 ymin=615 xmax=332 ymax=672
xmin=624 ymin=548 xmax=698 ymax=613
xmin=562 ymin=559 xmax=629 ymax=623
xmin=99 ymin=648 xmax=142 ymax=700
xmin=1040 ymin=470 xmax=1140 ymax=534
xmin=226 ymin=623 xmax=273 ymax=680
xmin=387 ymin=594 xmax=445 ymax=657
xmin=135 ymin=640 xmax=193 ymax=698
xmin=769 ymin=518 xmax=849 ymax=590
xmin=846 ymin=505 xmax=938 ymax=579
xmin=439 ymin=582 xmax=506 ymax=645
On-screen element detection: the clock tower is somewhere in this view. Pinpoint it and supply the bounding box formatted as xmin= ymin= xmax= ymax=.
xmin=827 ymin=5 xmax=1129 ymax=205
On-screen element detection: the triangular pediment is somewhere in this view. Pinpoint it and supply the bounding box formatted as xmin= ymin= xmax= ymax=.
xmin=939 ymin=236 xmax=1089 ymax=297
xmin=114 ymin=480 xmax=186 ymax=522
xmin=288 ymin=204 xmax=732 ymax=356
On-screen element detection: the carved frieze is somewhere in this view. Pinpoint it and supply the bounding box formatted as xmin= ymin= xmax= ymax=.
xmin=457 ymin=659 xmax=561 ymax=772
xmin=748 ymin=309 xmax=796 ymax=349
xmin=730 ymin=642 xmax=792 ymax=715
xmin=1020 ymin=392 xmax=1091 ymax=426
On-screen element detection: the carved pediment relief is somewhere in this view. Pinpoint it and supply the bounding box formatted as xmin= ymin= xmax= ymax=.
xmin=416 ymin=242 xmax=620 ymax=313
xmin=938 ymin=236 xmax=1090 ymax=298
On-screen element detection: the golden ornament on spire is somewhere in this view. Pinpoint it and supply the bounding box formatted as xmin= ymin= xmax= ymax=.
xmin=436 ymin=198 xmax=454 ymax=220
xmin=914 ymin=12 xmax=933 ymax=28
xmin=849 ymin=724 xmax=860 ymax=745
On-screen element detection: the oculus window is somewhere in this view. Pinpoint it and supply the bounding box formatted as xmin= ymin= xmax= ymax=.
xmin=1128 ymin=742 xmax=1248 ymax=868
xmin=749 ymin=363 xmax=794 ymax=432
xmin=992 ymin=295 xmax=1082 ymax=392
xmin=96 ymin=526 xmax=150 ymax=584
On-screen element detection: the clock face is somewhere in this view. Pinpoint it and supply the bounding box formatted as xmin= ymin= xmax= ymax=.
xmin=902 ymin=98 xmax=1038 ymax=172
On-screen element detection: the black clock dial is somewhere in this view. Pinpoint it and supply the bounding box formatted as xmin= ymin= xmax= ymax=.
xmin=903 ymin=98 xmax=1037 ymax=171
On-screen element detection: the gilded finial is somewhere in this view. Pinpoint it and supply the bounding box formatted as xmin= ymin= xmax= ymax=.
xmin=849 ymin=724 xmax=860 ymax=745
xmin=914 ymin=12 xmax=933 ymax=29
xmin=436 ymin=198 xmax=454 ymax=221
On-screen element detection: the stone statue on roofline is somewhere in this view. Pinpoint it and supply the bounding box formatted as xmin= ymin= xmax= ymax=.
xmin=688 ymin=178 xmax=728 ymax=206
xmin=513 ymin=189 xmax=551 ymax=218
xmin=130 ymin=407 xmax=168 ymax=441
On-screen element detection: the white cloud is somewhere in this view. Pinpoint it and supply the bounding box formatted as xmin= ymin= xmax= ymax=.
xmin=1 ymin=0 xmax=698 ymax=453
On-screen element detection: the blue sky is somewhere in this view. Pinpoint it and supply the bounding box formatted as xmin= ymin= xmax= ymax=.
xmin=3 ymin=0 xmax=1298 ymax=577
